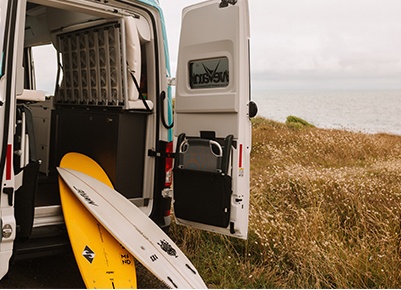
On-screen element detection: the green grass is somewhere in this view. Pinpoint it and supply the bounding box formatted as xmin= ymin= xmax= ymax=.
xmin=170 ymin=116 xmax=401 ymax=288
xmin=286 ymin=115 xmax=315 ymax=129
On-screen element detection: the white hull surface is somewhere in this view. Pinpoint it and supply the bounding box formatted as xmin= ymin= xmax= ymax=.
xmin=57 ymin=167 xmax=207 ymax=289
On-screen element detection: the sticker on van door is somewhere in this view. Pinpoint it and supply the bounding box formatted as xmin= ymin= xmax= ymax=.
xmin=189 ymin=57 xmax=229 ymax=89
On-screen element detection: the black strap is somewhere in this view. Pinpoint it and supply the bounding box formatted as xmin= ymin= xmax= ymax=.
xmin=159 ymin=91 xmax=174 ymax=129
xmin=128 ymin=68 xmax=152 ymax=112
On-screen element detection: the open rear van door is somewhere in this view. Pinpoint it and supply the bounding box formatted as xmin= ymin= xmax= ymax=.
xmin=174 ymin=0 xmax=255 ymax=239
xmin=0 ymin=0 xmax=26 ymax=279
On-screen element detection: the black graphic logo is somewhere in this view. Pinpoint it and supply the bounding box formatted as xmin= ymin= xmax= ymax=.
xmin=158 ymin=240 xmax=178 ymax=258
xmin=83 ymin=245 xmax=95 ymax=263
xmin=73 ymin=186 xmax=98 ymax=206
xmin=202 ymin=61 xmax=221 ymax=81
xmin=190 ymin=57 xmax=229 ymax=89
xmin=121 ymin=253 xmax=132 ymax=265
xmin=150 ymin=254 xmax=159 ymax=262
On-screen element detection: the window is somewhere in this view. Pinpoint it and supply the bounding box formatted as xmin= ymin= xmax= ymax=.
xmin=189 ymin=57 xmax=229 ymax=89
xmin=31 ymin=44 xmax=58 ymax=94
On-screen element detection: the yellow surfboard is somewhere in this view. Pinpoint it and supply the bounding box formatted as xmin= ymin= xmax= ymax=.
xmin=59 ymin=152 xmax=137 ymax=289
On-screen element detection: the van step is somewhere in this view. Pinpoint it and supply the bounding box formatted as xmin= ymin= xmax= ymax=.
xmin=13 ymin=226 xmax=70 ymax=261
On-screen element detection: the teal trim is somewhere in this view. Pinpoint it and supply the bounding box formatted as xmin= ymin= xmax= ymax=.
xmin=138 ymin=0 xmax=173 ymax=141
xmin=137 ymin=0 xmax=160 ymax=8
xmin=158 ymin=8 xmax=173 ymax=142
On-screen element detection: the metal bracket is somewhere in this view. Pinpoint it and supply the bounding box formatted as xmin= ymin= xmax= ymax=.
xmin=147 ymin=149 xmax=175 ymax=159
xmin=167 ymin=77 xmax=176 ymax=87
xmin=162 ymin=188 xmax=173 ymax=199
xmin=220 ymin=0 xmax=237 ymax=8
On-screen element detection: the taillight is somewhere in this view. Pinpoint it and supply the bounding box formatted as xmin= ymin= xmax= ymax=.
xmin=6 ymin=144 xmax=12 ymax=180
xmin=165 ymin=141 xmax=173 ymax=187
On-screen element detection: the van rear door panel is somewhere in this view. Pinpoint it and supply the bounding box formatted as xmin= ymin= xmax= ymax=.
xmin=0 ymin=0 xmax=27 ymax=279
xmin=174 ymin=0 xmax=252 ymax=239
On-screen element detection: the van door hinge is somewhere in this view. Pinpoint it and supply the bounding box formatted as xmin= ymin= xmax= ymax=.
xmin=3 ymin=188 xmax=14 ymax=206
xmin=148 ymin=149 xmax=175 ymax=159
xmin=167 ymin=77 xmax=176 ymax=87
xmin=220 ymin=0 xmax=237 ymax=8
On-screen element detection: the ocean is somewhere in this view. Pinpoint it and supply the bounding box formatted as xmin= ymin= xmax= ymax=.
xmin=252 ymin=90 xmax=401 ymax=136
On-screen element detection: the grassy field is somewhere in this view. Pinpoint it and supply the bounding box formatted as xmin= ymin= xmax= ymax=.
xmin=170 ymin=117 xmax=401 ymax=288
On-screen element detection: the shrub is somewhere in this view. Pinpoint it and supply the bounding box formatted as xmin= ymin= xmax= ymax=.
xmin=286 ymin=115 xmax=315 ymax=128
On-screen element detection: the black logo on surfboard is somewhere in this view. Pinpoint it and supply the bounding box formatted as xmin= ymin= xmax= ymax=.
xmin=83 ymin=245 xmax=95 ymax=263
xmin=158 ymin=240 xmax=178 ymax=258
xmin=73 ymin=186 xmax=98 ymax=206
xmin=150 ymin=254 xmax=158 ymax=262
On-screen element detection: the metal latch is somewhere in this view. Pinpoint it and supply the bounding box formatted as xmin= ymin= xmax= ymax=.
xmin=162 ymin=188 xmax=173 ymax=199
xmin=2 ymin=224 xmax=12 ymax=239
xmin=3 ymin=187 xmax=14 ymax=206
xmin=167 ymin=77 xmax=176 ymax=87
xmin=0 ymin=219 xmax=13 ymax=240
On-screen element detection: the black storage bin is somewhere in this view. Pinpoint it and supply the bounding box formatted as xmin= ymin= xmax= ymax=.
xmin=173 ymin=168 xmax=232 ymax=228
xmin=51 ymin=107 xmax=148 ymax=199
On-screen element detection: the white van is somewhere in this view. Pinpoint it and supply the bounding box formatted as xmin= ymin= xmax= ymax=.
xmin=0 ymin=0 xmax=256 ymax=279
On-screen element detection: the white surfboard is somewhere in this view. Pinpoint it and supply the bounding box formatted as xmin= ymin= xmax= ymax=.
xmin=57 ymin=166 xmax=207 ymax=289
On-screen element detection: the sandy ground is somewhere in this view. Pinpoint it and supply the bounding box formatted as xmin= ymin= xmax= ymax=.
xmin=0 ymin=249 xmax=165 ymax=289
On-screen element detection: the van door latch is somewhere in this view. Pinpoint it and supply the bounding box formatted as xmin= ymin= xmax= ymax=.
xmin=3 ymin=187 xmax=14 ymax=206
xmin=220 ymin=0 xmax=237 ymax=8
xmin=148 ymin=149 xmax=175 ymax=159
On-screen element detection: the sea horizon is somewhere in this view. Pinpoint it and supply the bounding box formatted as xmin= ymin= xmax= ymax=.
xmin=251 ymin=88 xmax=401 ymax=136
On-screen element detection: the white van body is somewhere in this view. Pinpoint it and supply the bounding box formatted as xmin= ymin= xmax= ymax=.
xmin=0 ymin=0 xmax=255 ymax=280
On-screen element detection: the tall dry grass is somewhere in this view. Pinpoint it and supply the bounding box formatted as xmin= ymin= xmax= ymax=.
xmin=170 ymin=117 xmax=401 ymax=288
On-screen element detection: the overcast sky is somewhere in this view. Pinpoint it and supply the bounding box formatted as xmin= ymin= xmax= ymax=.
xmin=159 ymin=0 xmax=401 ymax=91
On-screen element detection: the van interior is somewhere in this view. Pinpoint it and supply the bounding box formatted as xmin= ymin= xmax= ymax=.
xmin=14 ymin=0 xmax=165 ymax=255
